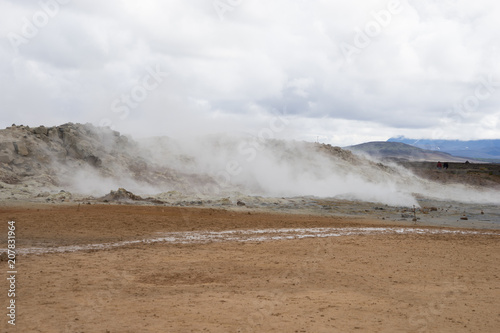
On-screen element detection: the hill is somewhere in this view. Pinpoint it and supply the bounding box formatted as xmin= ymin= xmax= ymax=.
xmin=344 ymin=141 xmax=472 ymax=162
xmin=0 ymin=123 xmax=209 ymax=196
xmin=387 ymin=137 xmax=500 ymax=161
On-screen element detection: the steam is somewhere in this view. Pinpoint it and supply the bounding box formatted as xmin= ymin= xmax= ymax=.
xmin=29 ymin=123 xmax=498 ymax=207
xmin=137 ymin=134 xmax=500 ymax=207
xmin=350 ymin=157 xmax=500 ymax=206
xmin=63 ymin=167 xmax=160 ymax=197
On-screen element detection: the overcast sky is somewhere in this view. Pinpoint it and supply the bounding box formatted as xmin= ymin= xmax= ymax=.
xmin=1 ymin=0 xmax=499 ymax=146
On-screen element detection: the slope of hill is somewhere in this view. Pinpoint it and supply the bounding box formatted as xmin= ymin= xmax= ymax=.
xmin=0 ymin=123 xmax=207 ymax=196
xmin=388 ymin=137 xmax=500 ymax=161
xmin=344 ymin=141 xmax=471 ymax=162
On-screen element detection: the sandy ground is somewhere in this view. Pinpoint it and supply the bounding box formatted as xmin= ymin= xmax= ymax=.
xmin=1 ymin=204 xmax=500 ymax=332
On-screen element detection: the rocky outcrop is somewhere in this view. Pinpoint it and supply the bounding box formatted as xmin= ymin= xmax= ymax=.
xmin=100 ymin=188 xmax=143 ymax=202
xmin=0 ymin=123 xmax=199 ymax=195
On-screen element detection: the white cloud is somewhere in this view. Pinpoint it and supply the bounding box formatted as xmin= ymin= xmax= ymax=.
xmin=0 ymin=0 xmax=499 ymax=144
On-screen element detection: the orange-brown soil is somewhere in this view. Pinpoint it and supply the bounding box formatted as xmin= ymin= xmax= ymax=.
xmin=1 ymin=204 xmax=499 ymax=332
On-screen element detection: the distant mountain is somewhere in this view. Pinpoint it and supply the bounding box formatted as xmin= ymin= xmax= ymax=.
xmin=388 ymin=137 xmax=500 ymax=160
xmin=345 ymin=141 xmax=471 ymax=162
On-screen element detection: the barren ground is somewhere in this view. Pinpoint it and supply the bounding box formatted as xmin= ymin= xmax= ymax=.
xmin=0 ymin=204 xmax=499 ymax=332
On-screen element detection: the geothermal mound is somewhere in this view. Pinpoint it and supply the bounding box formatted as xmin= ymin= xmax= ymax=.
xmin=0 ymin=123 xmax=213 ymax=196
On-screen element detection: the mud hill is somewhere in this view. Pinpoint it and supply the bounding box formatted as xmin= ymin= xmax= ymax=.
xmin=0 ymin=123 xmax=211 ymax=196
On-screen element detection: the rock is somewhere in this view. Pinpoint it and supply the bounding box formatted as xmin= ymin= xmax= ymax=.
xmin=32 ymin=126 xmax=48 ymax=136
xmin=0 ymin=141 xmax=14 ymax=152
xmin=13 ymin=141 xmax=29 ymax=156
xmin=100 ymin=188 xmax=143 ymax=202
xmin=0 ymin=142 xmax=15 ymax=164
xmin=61 ymin=128 xmax=96 ymax=161
xmin=45 ymin=128 xmax=63 ymax=146
xmin=0 ymin=176 xmax=19 ymax=185
xmin=48 ymin=191 xmax=72 ymax=202
xmin=316 ymin=143 xmax=358 ymax=163
xmin=237 ymin=200 xmax=246 ymax=206
xmin=220 ymin=198 xmax=232 ymax=205
xmin=12 ymin=157 xmax=25 ymax=165
xmin=0 ymin=153 xmax=13 ymax=164
xmin=85 ymin=155 xmax=102 ymax=167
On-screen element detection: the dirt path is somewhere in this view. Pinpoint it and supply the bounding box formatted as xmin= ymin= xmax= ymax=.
xmin=1 ymin=204 xmax=499 ymax=332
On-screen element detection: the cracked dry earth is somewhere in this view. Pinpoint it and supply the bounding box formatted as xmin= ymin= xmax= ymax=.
xmin=1 ymin=204 xmax=499 ymax=332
